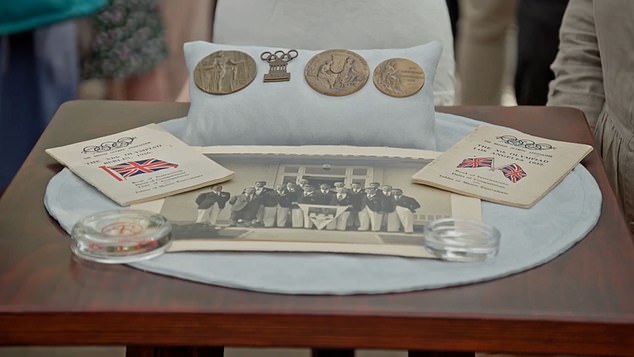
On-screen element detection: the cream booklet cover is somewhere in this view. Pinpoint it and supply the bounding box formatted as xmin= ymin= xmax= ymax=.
xmin=412 ymin=125 xmax=593 ymax=208
xmin=46 ymin=124 xmax=233 ymax=206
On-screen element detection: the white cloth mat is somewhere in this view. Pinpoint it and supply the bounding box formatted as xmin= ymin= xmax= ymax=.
xmin=45 ymin=113 xmax=601 ymax=294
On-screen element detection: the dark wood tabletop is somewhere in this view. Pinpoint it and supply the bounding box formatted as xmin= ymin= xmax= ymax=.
xmin=0 ymin=100 xmax=632 ymax=356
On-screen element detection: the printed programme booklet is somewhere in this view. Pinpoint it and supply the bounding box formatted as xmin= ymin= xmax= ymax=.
xmin=46 ymin=124 xmax=234 ymax=206
xmin=412 ymin=125 xmax=593 ymax=208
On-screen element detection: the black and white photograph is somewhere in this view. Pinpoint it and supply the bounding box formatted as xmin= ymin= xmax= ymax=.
xmin=133 ymin=146 xmax=481 ymax=258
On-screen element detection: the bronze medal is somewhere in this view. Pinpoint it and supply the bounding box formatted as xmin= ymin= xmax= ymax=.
xmin=193 ymin=50 xmax=257 ymax=95
xmin=373 ymin=58 xmax=425 ymax=98
xmin=304 ymin=49 xmax=369 ymax=96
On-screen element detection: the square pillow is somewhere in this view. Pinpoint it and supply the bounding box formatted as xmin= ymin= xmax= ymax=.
xmin=182 ymin=41 xmax=441 ymax=150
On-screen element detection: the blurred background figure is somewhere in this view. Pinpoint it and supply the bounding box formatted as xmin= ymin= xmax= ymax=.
xmin=80 ymin=0 xmax=215 ymax=102
xmin=160 ymin=0 xmax=214 ymax=100
xmin=451 ymin=0 xmax=568 ymax=105
xmin=445 ymin=0 xmax=460 ymax=41
xmin=79 ymin=0 xmax=170 ymax=101
xmin=1 ymin=0 xmax=214 ymax=193
xmin=548 ymin=0 xmax=634 ymax=234
xmin=515 ymin=0 xmax=568 ymax=105
xmin=0 ymin=0 xmax=105 ymax=192
xmin=456 ymin=0 xmax=517 ymax=105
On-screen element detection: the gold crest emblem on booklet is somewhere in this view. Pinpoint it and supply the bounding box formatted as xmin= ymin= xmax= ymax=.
xmin=304 ymin=49 xmax=369 ymax=96
xmin=373 ymin=58 xmax=425 ymax=98
xmin=193 ymin=50 xmax=257 ymax=95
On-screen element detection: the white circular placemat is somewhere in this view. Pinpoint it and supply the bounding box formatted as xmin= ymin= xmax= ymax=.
xmin=45 ymin=113 xmax=601 ymax=294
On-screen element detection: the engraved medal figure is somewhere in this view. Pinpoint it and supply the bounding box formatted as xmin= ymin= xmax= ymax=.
xmin=304 ymin=49 xmax=369 ymax=96
xmin=194 ymin=50 xmax=257 ymax=95
xmin=260 ymin=49 xmax=298 ymax=82
xmin=373 ymin=58 xmax=425 ymax=98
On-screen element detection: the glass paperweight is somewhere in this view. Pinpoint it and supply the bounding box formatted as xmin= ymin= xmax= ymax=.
xmin=423 ymin=218 xmax=500 ymax=262
xmin=71 ymin=209 xmax=172 ymax=264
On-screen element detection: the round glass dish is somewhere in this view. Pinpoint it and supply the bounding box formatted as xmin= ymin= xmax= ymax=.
xmin=71 ymin=209 xmax=172 ymax=264
xmin=423 ymin=218 xmax=500 ymax=262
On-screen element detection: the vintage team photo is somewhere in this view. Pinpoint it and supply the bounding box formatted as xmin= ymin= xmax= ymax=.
xmin=134 ymin=146 xmax=480 ymax=257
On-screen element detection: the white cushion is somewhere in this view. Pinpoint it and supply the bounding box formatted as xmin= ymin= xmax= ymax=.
xmin=212 ymin=0 xmax=455 ymax=105
xmin=182 ymin=41 xmax=442 ymax=149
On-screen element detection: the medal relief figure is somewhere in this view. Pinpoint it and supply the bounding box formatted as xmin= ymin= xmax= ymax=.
xmin=377 ymin=60 xmax=401 ymax=94
xmin=209 ymin=55 xmax=226 ymax=92
xmin=317 ymin=59 xmax=337 ymax=88
xmin=323 ymin=56 xmax=362 ymax=90
xmin=210 ymin=55 xmax=245 ymax=92
xmin=338 ymin=57 xmax=362 ymax=88
xmin=194 ymin=50 xmax=256 ymax=95
xmin=373 ymin=58 xmax=425 ymax=98
xmin=305 ymin=49 xmax=369 ymax=96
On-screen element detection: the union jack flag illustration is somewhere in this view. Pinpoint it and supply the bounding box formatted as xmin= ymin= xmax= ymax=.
xmin=498 ymin=163 xmax=527 ymax=183
xmin=99 ymin=158 xmax=178 ymax=182
xmin=456 ymin=157 xmax=494 ymax=169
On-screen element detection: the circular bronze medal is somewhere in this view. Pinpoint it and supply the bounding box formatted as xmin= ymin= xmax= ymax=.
xmin=193 ymin=50 xmax=257 ymax=95
xmin=304 ymin=49 xmax=369 ymax=96
xmin=373 ymin=58 xmax=425 ymax=98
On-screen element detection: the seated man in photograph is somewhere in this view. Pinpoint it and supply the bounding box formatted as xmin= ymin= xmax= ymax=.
xmin=228 ymin=186 xmax=260 ymax=227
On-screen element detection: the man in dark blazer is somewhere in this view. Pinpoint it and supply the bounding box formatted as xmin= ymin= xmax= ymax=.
xmin=275 ymin=184 xmax=293 ymax=228
xmin=363 ymin=186 xmax=385 ymax=232
xmin=349 ymin=182 xmax=367 ymax=230
xmin=393 ymin=188 xmax=421 ymax=233
xmin=330 ymin=186 xmax=353 ymax=231
xmin=297 ymin=185 xmax=320 ymax=229
xmin=286 ymin=182 xmax=304 ymax=228
xmin=254 ymin=180 xmax=275 ymax=227
xmin=381 ymin=185 xmax=400 ymax=231
xmin=195 ymin=185 xmax=231 ymax=226
xmin=316 ymin=183 xmax=335 ymax=205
